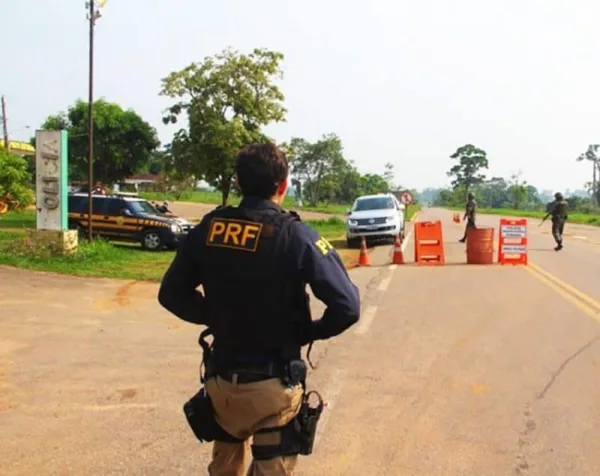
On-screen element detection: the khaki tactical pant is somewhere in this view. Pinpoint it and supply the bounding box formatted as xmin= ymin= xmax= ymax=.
xmin=205 ymin=375 xmax=304 ymax=476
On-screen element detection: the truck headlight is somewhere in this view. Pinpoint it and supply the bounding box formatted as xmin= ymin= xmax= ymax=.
xmin=348 ymin=219 xmax=358 ymax=226
xmin=170 ymin=223 xmax=182 ymax=233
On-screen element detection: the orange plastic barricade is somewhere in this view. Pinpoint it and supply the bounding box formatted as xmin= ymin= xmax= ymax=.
xmin=498 ymin=218 xmax=528 ymax=265
xmin=414 ymin=220 xmax=445 ymax=265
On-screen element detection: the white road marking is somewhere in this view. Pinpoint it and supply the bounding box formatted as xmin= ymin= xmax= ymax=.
xmin=378 ymin=275 xmax=392 ymax=292
xmin=574 ymin=235 xmax=588 ymax=240
xmin=354 ymin=305 xmax=378 ymax=335
xmin=314 ymin=368 xmax=347 ymax=449
xmin=312 ymin=221 xmax=415 ymax=449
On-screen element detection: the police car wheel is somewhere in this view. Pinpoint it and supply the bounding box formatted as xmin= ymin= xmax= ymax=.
xmin=141 ymin=230 xmax=163 ymax=251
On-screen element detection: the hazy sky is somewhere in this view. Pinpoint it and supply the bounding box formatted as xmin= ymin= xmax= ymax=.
xmin=4 ymin=0 xmax=599 ymax=192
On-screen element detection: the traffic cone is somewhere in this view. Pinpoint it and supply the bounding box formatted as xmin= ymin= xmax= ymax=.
xmin=392 ymin=233 xmax=405 ymax=264
xmin=358 ymin=236 xmax=371 ymax=266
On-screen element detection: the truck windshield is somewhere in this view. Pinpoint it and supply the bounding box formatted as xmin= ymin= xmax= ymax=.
xmin=353 ymin=197 xmax=395 ymax=211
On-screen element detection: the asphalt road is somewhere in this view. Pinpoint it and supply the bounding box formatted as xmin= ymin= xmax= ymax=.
xmin=2 ymin=207 xmax=600 ymax=475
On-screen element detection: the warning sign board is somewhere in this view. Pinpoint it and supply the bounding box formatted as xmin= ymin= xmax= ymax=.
xmin=501 ymin=225 xmax=527 ymax=238
xmin=399 ymin=192 xmax=413 ymax=205
xmin=498 ymin=218 xmax=528 ymax=265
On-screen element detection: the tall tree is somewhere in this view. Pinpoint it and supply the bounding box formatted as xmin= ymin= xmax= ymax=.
xmin=288 ymin=133 xmax=346 ymax=206
xmin=507 ymin=171 xmax=528 ymax=209
xmin=383 ymin=162 xmax=395 ymax=190
xmin=447 ymin=144 xmax=489 ymax=195
xmin=575 ymin=144 xmax=600 ymax=205
xmin=40 ymin=99 xmax=160 ymax=184
xmin=160 ymin=47 xmax=286 ymax=205
xmin=359 ymin=173 xmax=390 ymax=196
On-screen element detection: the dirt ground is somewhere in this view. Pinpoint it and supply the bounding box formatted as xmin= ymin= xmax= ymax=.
xmin=4 ymin=209 xmax=600 ymax=474
xmin=167 ymin=201 xmax=344 ymax=222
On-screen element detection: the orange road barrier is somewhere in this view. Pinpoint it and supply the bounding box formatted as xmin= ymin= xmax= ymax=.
xmin=414 ymin=220 xmax=445 ymax=265
xmin=466 ymin=228 xmax=495 ymax=264
xmin=498 ymin=218 xmax=528 ymax=265
xmin=358 ymin=236 xmax=371 ymax=266
xmin=392 ymin=233 xmax=405 ymax=264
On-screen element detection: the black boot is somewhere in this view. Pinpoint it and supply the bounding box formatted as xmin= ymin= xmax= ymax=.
xmin=554 ymin=242 xmax=563 ymax=251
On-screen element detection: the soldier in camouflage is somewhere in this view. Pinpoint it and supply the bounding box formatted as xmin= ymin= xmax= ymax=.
xmin=459 ymin=192 xmax=477 ymax=243
xmin=543 ymin=192 xmax=569 ymax=251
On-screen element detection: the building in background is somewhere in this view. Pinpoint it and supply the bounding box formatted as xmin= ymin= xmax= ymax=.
xmin=0 ymin=140 xmax=35 ymax=158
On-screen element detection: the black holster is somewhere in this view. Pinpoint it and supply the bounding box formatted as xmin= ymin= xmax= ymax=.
xmin=251 ymin=390 xmax=325 ymax=460
xmin=183 ymin=387 xmax=244 ymax=444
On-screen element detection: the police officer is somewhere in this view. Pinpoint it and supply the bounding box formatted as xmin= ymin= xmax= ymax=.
xmin=158 ymin=142 xmax=360 ymax=475
xmin=543 ymin=192 xmax=569 ymax=251
xmin=458 ymin=192 xmax=477 ymax=243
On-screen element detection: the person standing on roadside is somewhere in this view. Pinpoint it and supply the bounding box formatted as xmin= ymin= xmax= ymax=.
xmin=459 ymin=192 xmax=477 ymax=243
xmin=158 ymin=142 xmax=361 ymax=475
xmin=542 ymin=192 xmax=569 ymax=251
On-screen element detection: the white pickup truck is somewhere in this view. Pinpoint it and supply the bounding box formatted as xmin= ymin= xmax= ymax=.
xmin=345 ymin=193 xmax=406 ymax=248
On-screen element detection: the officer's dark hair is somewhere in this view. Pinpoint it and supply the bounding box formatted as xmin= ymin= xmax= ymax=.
xmin=235 ymin=143 xmax=289 ymax=199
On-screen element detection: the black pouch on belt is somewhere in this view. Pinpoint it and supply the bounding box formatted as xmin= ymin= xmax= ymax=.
xmin=183 ymin=387 xmax=244 ymax=444
xmin=293 ymin=390 xmax=325 ymax=455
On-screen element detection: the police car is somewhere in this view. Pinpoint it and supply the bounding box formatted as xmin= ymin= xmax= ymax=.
xmin=345 ymin=193 xmax=405 ymax=248
xmin=68 ymin=193 xmax=192 ymax=251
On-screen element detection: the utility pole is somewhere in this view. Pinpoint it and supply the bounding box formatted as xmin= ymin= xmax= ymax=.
xmin=86 ymin=1 xmax=103 ymax=241
xmin=594 ymin=160 xmax=598 ymax=206
xmin=1 ymin=95 xmax=9 ymax=153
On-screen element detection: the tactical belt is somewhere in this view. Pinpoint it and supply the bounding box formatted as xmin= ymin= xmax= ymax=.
xmin=217 ymin=362 xmax=285 ymax=384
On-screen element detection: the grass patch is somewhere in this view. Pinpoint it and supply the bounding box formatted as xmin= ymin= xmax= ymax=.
xmin=142 ymin=190 xmax=421 ymax=218
xmin=406 ymin=204 xmax=421 ymax=220
xmin=446 ymin=206 xmax=600 ymax=227
xmin=141 ymin=191 xmax=350 ymax=215
xmin=0 ymin=210 xmax=35 ymax=229
xmin=0 ymin=217 xmax=354 ymax=281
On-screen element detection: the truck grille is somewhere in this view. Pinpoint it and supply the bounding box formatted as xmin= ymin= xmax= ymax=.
xmin=354 ymin=217 xmax=387 ymax=226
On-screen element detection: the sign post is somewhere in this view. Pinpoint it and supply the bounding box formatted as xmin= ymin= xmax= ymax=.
xmin=35 ymin=130 xmax=69 ymax=231
xmin=32 ymin=130 xmax=77 ymax=254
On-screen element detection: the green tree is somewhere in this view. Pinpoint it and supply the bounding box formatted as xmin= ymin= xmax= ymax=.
xmin=287 ymin=133 xmax=346 ymax=206
xmin=40 ymin=99 xmax=159 ymax=185
xmin=447 ymin=144 xmax=489 ymax=194
xmin=383 ymin=162 xmax=395 ymax=190
xmin=576 ymin=144 xmax=600 ymax=205
xmin=160 ymin=47 xmax=286 ymax=206
xmin=0 ymin=150 xmax=35 ymax=211
xmin=507 ymin=172 xmax=528 ymax=209
xmin=359 ymin=173 xmax=390 ymax=196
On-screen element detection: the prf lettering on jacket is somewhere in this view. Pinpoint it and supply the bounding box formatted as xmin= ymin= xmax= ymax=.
xmin=314 ymin=237 xmax=334 ymax=255
xmin=206 ymin=218 xmax=263 ymax=252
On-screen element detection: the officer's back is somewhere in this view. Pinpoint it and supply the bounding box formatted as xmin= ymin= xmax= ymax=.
xmin=157 ymin=142 xmax=360 ymax=475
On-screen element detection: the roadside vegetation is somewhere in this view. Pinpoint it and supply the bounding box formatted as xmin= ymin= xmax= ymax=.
xmin=0 ymin=215 xmax=348 ymax=282
xmin=0 ymin=205 xmax=420 ymax=281
xmin=446 ymin=206 xmax=600 ymax=227
xmin=0 ymin=46 xmax=422 ymax=281
xmin=141 ymin=190 xmax=350 ymax=215
xmin=418 ymin=143 xmax=600 ymax=227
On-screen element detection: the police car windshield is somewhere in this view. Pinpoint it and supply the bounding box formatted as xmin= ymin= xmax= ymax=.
xmin=128 ymin=200 xmax=160 ymax=215
xmin=353 ymin=197 xmax=394 ymax=211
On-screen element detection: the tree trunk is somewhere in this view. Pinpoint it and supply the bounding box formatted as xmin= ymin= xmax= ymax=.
xmin=220 ymin=175 xmax=232 ymax=206
xmin=592 ymin=161 xmax=600 ymax=206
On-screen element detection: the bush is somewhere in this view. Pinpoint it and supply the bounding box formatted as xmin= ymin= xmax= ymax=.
xmin=0 ymin=151 xmax=35 ymax=211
